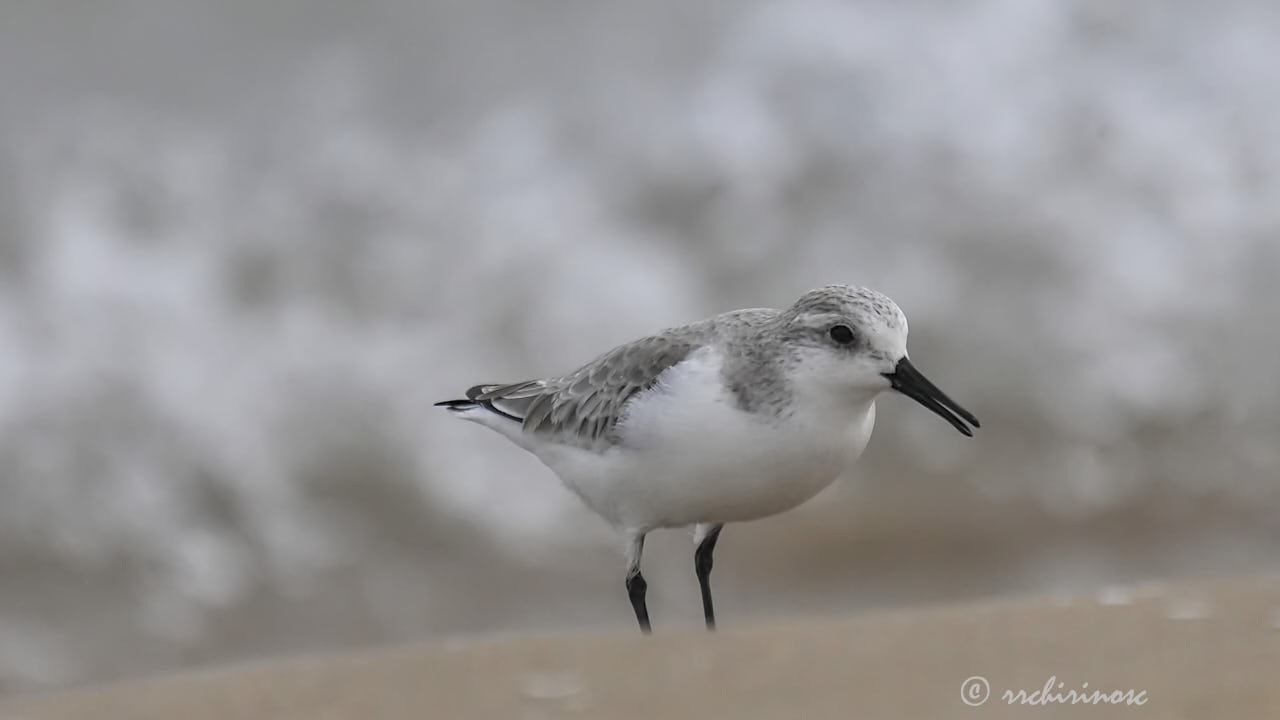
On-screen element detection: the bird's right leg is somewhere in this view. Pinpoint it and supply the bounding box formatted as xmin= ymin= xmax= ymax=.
xmin=693 ymin=522 xmax=724 ymax=630
xmin=624 ymin=530 xmax=651 ymax=634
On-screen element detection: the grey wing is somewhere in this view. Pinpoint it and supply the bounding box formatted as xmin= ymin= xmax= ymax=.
xmin=472 ymin=334 xmax=700 ymax=449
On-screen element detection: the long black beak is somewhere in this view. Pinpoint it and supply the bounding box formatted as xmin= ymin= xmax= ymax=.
xmin=882 ymin=357 xmax=980 ymax=437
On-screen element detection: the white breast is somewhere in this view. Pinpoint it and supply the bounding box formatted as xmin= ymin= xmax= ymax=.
xmin=531 ymin=347 xmax=877 ymax=531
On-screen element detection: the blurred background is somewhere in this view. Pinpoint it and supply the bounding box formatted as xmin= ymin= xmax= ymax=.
xmin=2 ymin=0 xmax=1280 ymax=695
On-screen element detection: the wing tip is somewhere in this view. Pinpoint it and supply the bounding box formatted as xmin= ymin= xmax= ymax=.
xmin=442 ymin=384 xmax=524 ymax=422
xmin=434 ymin=399 xmax=475 ymax=411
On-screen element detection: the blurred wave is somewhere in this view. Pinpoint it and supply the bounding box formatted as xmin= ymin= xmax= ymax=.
xmin=2 ymin=0 xmax=1280 ymax=692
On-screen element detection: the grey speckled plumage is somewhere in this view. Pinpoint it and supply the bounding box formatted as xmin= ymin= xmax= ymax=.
xmin=450 ymin=285 xmax=909 ymax=451
xmin=467 ymin=308 xmax=776 ymax=450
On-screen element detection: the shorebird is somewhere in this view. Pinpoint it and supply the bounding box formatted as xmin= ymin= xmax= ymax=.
xmin=436 ymin=285 xmax=979 ymax=633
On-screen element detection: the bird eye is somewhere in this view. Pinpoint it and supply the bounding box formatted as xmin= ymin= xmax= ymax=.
xmin=828 ymin=324 xmax=855 ymax=345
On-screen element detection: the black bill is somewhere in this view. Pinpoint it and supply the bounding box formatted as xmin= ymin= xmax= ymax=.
xmin=883 ymin=357 xmax=980 ymax=437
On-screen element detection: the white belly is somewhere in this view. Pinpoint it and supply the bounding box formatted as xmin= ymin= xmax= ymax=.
xmin=532 ymin=348 xmax=877 ymax=530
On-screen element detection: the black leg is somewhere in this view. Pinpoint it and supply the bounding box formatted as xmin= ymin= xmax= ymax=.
xmin=624 ymin=532 xmax=651 ymax=634
xmin=626 ymin=570 xmax=650 ymax=634
xmin=694 ymin=523 xmax=724 ymax=630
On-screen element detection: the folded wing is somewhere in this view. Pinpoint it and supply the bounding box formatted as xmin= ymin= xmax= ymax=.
xmin=471 ymin=334 xmax=699 ymax=450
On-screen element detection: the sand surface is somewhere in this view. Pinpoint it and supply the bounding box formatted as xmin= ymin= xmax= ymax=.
xmin=4 ymin=574 xmax=1278 ymax=720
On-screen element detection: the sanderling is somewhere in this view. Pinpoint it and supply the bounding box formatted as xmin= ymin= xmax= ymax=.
xmin=437 ymin=284 xmax=979 ymax=633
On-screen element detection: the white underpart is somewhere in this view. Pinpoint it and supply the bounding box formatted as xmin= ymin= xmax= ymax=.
xmin=451 ymin=406 xmax=532 ymax=450
xmin=525 ymin=346 xmax=877 ymax=533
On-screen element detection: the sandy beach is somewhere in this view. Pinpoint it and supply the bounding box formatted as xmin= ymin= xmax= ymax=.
xmin=4 ymin=572 xmax=1277 ymax=720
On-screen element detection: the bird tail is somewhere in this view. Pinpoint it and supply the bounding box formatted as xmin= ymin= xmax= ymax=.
xmin=436 ymin=383 xmax=494 ymax=408
xmin=435 ymin=383 xmax=537 ymax=422
xmin=437 ymin=384 xmax=506 ymax=414
xmin=435 ymin=384 xmax=532 ymax=448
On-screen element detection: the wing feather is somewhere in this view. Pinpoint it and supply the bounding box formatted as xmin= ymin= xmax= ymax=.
xmin=459 ymin=308 xmax=778 ymax=451
xmin=473 ymin=334 xmax=698 ymax=449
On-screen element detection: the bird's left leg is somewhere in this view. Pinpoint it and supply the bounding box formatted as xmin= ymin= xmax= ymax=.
xmin=693 ymin=522 xmax=724 ymax=630
xmin=624 ymin=530 xmax=651 ymax=634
